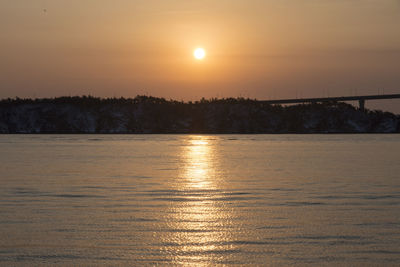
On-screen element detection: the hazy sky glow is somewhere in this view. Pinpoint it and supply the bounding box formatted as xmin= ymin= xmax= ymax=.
xmin=1 ymin=0 xmax=400 ymax=111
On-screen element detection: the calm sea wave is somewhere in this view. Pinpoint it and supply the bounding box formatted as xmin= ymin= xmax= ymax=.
xmin=0 ymin=135 xmax=399 ymax=266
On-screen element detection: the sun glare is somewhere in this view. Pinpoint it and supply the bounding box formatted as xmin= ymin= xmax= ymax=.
xmin=194 ymin=48 xmax=206 ymax=60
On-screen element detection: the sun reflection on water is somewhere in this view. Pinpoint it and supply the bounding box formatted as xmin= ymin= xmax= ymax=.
xmin=182 ymin=137 xmax=216 ymax=190
xmin=164 ymin=136 xmax=235 ymax=265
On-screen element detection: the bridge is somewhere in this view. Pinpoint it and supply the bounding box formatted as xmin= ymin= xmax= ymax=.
xmin=261 ymin=94 xmax=400 ymax=111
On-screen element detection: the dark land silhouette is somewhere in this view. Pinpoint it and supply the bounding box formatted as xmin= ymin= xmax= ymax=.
xmin=0 ymin=96 xmax=399 ymax=133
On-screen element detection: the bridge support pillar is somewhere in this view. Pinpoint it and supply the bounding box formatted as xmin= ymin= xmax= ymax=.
xmin=359 ymin=99 xmax=365 ymax=111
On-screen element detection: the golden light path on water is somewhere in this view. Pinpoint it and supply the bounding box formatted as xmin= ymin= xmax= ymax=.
xmin=164 ymin=136 xmax=236 ymax=265
xmin=183 ymin=137 xmax=215 ymax=190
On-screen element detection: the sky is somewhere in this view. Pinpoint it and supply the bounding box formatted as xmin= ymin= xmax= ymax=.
xmin=1 ymin=0 xmax=400 ymax=112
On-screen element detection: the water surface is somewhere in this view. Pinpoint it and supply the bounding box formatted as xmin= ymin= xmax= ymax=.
xmin=0 ymin=135 xmax=399 ymax=266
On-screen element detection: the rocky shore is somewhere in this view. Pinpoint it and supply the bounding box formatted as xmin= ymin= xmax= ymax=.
xmin=0 ymin=96 xmax=399 ymax=133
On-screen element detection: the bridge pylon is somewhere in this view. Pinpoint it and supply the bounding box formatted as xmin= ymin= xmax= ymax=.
xmin=359 ymin=99 xmax=365 ymax=111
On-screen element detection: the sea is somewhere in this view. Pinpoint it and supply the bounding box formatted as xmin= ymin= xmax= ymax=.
xmin=0 ymin=135 xmax=399 ymax=266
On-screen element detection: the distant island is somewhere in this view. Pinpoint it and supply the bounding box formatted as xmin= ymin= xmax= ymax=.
xmin=0 ymin=96 xmax=399 ymax=133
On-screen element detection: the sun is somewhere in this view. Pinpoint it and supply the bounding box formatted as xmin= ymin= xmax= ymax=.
xmin=194 ymin=48 xmax=206 ymax=60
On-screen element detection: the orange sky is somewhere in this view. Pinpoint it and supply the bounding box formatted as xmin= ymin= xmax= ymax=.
xmin=1 ymin=0 xmax=400 ymax=112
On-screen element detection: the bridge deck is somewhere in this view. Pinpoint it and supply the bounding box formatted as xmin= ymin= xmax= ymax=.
xmin=261 ymin=94 xmax=400 ymax=105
